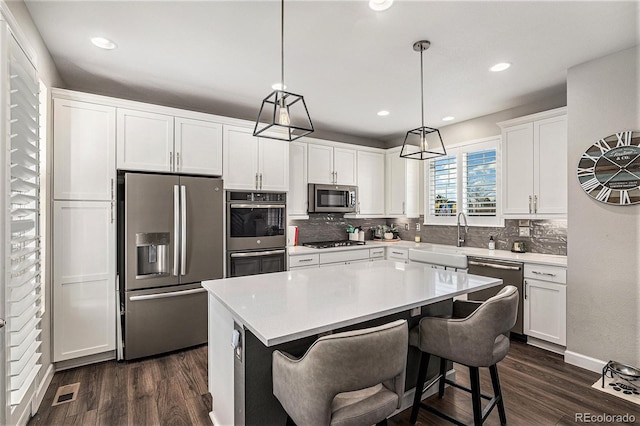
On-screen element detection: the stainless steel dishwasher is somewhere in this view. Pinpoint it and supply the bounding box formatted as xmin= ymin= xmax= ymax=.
xmin=467 ymin=257 xmax=525 ymax=340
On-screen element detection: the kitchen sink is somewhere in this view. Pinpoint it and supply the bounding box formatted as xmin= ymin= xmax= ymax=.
xmin=408 ymin=247 xmax=468 ymax=269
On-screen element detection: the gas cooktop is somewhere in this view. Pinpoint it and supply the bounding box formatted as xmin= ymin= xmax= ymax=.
xmin=302 ymin=240 xmax=366 ymax=249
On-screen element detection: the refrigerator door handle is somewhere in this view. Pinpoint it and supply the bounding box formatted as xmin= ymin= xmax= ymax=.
xmin=173 ymin=185 xmax=180 ymax=276
xmin=129 ymin=287 xmax=206 ymax=301
xmin=181 ymin=185 xmax=187 ymax=276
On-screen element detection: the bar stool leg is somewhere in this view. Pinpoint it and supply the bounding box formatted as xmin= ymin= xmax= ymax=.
xmin=469 ymin=367 xmax=482 ymax=426
xmin=438 ymin=357 xmax=447 ymax=398
xmin=410 ymin=352 xmax=431 ymax=424
xmin=490 ymin=364 xmax=507 ymax=425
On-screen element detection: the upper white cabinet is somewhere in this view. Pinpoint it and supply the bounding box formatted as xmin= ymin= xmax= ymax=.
xmin=356 ymin=151 xmax=385 ymax=215
xmin=288 ymin=141 xmax=308 ymax=216
xmin=53 ymin=99 xmax=116 ymax=201
xmin=174 ymin=117 xmax=223 ymax=175
xmin=500 ymin=108 xmax=567 ymax=217
xmin=307 ymin=143 xmax=357 ymax=185
xmin=223 ymin=125 xmax=289 ymax=191
xmin=117 ymin=109 xmax=223 ymax=176
xmin=385 ymin=148 xmax=420 ymax=217
xmin=523 ymin=263 xmax=567 ymax=347
xmin=117 ymin=108 xmax=174 ymax=172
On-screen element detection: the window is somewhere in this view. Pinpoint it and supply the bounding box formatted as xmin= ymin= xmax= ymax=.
xmin=425 ymin=137 xmax=501 ymax=226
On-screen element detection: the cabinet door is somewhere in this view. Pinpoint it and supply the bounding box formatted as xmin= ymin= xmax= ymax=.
xmin=524 ymin=279 xmax=566 ymax=345
xmin=53 ymin=99 xmax=115 ymax=200
xmin=333 ymin=147 xmax=357 ymax=185
xmin=307 ymin=144 xmax=334 ymax=184
xmin=385 ymin=153 xmax=406 ymax=215
xmin=502 ymin=123 xmax=534 ymax=215
xmin=258 ymin=138 xmax=289 ymax=191
xmin=117 ymin=109 xmax=174 ymax=172
xmin=175 ymin=117 xmax=223 ymax=176
xmin=288 ymin=142 xmax=308 ymax=215
xmin=223 ymin=126 xmax=259 ymax=190
xmin=53 ymin=201 xmax=116 ymax=361
xmin=357 ymin=151 xmax=384 ymax=215
xmin=534 ymin=115 xmax=567 ymax=214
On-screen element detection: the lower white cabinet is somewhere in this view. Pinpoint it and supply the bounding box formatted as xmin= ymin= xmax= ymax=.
xmin=289 ymin=247 xmax=383 ymax=270
xmin=53 ymin=201 xmax=116 ymax=361
xmin=523 ymin=264 xmax=567 ymax=346
xmin=386 ymin=248 xmax=409 ymax=262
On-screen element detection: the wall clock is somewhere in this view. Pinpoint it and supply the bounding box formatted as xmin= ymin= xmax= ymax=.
xmin=578 ymin=130 xmax=640 ymax=205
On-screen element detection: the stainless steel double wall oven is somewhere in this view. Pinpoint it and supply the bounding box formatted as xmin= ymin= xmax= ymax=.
xmin=226 ymin=191 xmax=287 ymax=277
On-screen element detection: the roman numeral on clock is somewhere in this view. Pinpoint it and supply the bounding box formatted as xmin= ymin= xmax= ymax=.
xmin=620 ymin=190 xmax=631 ymax=205
xmin=580 ymin=177 xmax=600 ymax=192
xmin=595 ymin=138 xmax=611 ymax=154
xmin=577 ymin=166 xmax=595 ymax=177
xmin=595 ymin=186 xmax=612 ymax=202
xmin=581 ymin=152 xmax=598 ymax=163
xmin=616 ymin=131 xmax=632 ymax=147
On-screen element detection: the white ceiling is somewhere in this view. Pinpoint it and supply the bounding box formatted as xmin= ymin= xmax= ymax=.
xmin=25 ymin=0 xmax=639 ymax=143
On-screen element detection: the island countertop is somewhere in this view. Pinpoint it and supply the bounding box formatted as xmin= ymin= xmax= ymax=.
xmin=202 ymin=260 xmax=502 ymax=346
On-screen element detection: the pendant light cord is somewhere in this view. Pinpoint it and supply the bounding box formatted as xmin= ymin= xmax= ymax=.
xmin=281 ymin=0 xmax=285 ymax=88
xmin=420 ymin=47 xmax=424 ymax=129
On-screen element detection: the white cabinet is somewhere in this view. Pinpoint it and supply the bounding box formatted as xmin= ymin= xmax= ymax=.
xmin=288 ymin=141 xmax=308 ymax=216
xmin=223 ymin=125 xmax=289 ymax=191
xmin=523 ymin=264 xmax=567 ymax=346
xmin=369 ymin=247 xmax=386 ymax=260
xmin=117 ymin=108 xmax=174 ymax=172
xmin=307 ymin=144 xmax=357 ymax=185
xmin=53 ymin=201 xmax=116 ymax=361
xmin=174 ymin=117 xmax=223 ymax=175
xmin=356 ymin=151 xmax=385 ymax=216
xmin=385 ymin=148 xmax=420 ymax=217
xmin=501 ymin=108 xmax=567 ymax=217
xmin=117 ymin=109 xmax=223 ymax=176
xmin=53 ymin=99 xmax=116 ymax=200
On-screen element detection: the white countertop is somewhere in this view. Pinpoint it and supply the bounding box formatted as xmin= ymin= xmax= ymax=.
xmin=202 ymin=260 xmax=502 ymax=347
xmin=288 ymin=240 xmax=567 ymax=267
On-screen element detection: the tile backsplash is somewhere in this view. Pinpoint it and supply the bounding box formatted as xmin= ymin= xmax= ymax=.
xmin=289 ymin=215 xmax=567 ymax=256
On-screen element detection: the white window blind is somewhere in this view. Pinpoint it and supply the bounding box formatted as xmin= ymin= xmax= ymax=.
xmin=6 ymin=34 xmax=42 ymax=409
xmin=425 ymin=137 xmax=501 ymax=226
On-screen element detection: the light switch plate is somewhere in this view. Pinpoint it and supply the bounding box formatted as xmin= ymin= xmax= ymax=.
xmin=405 ymin=223 xmax=410 ymax=231
xmin=519 ymin=227 xmax=530 ymax=237
xmin=415 ymin=223 xmax=421 ymax=231
xmin=518 ymin=219 xmax=530 ymax=227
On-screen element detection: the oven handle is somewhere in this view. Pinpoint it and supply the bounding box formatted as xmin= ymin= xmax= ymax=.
xmin=129 ymin=287 xmax=206 ymax=301
xmin=229 ymin=203 xmax=286 ymax=209
xmin=230 ymin=250 xmax=286 ymax=258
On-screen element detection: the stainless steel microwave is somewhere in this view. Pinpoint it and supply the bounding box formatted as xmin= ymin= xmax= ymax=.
xmin=308 ymin=184 xmax=357 ymax=213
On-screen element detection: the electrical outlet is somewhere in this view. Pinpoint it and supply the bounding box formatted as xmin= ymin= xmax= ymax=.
xmin=415 ymin=223 xmax=421 ymax=231
xmin=411 ymin=307 xmax=421 ymax=317
xmin=405 ymin=223 xmax=410 ymax=231
xmin=519 ymin=227 xmax=530 ymax=237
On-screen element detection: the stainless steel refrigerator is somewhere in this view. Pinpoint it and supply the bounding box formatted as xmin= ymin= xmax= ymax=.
xmin=119 ymin=173 xmax=223 ymax=360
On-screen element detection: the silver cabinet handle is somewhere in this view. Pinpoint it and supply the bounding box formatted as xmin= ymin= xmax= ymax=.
xmin=110 ymin=201 xmax=114 ymax=224
xmin=468 ymin=260 xmax=522 ymax=271
xmin=170 ymin=152 xmax=174 ymax=171
xmin=180 ymin=185 xmax=187 ymax=276
xmin=230 ymin=204 xmax=285 ymax=209
xmin=173 ymin=185 xmax=180 ymax=276
xmin=357 ymin=202 xmax=361 ymax=214
xmin=177 ymin=152 xmax=181 ymax=171
xmin=111 ymin=178 xmax=114 ymax=200
xmin=255 ymin=173 xmax=259 ymax=190
xmin=230 ymin=249 xmax=286 ymax=258
xmin=335 ymin=171 xmax=338 ymax=184
xmin=391 ymin=251 xmax=404 ymax=255
xmin=532 ymin=270 xmax=556 ymax=277
xmin=298 ymin=258 xmax=314 ymax=262
xmin=529 ymin=195 xmax=532 ymax=214
xmin=129 ymin=287 xmax=206 ymax=301
xmin=534 ymin=195 xmax=538 ymax=213
xmin=524 ymin=280 xmax=528 ymax=299
xmin=260 ymin=173 xmax=263 ymax=190
xmin=402 ymin=201 xmax=405 ymax=215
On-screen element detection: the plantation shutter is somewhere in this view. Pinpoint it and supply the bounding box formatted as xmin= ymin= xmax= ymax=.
xmin=462 ymin=148 xmax=497 ymax=217
xmin=428 ymin=154 xmax=457 ymax=217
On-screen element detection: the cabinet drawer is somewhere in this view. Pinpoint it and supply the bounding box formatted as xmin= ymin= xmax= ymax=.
xmin=387 ymin=248 xmax=409 ymax=260
xmin=289 ymin=254 xmax=319 ymax=268
xmin=320 ymin=249 xmax=370 ymax=265
xmin=369 ymin=248 xmax=386 ymax=259
xmin=524 ymin=264 xmax=566 ymax=284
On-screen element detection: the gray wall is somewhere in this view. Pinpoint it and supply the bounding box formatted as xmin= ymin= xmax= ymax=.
xmin=566 ymin=46 xmax=639 ymax=366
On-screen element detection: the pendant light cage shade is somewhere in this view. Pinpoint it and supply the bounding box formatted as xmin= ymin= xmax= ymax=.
xmin=254 ymin=89 xmax=314 ymax=141
xmin=400 ymin=126 xmax=446 ymax=160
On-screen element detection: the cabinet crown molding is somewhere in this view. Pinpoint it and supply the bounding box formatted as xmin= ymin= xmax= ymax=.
xmin=497 ymin=106 xmax=567 ymax=128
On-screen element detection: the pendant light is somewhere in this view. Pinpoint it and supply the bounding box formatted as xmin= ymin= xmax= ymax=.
xmin=253 ymin=0 xmax=314 ymax=142
xmin=400 ymin=40 xmax=446 ymax=160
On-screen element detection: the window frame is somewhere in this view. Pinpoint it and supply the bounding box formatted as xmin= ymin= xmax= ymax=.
xmin=424 ymin=136 xmax=503 ymax=227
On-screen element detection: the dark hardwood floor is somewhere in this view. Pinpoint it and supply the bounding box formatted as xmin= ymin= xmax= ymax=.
xmin=28 ymin=341 xmax=638 ymax=425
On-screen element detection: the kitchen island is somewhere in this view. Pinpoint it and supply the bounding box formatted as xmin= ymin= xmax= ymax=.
xmin=202 ymin=260 xmax=503 ymax=425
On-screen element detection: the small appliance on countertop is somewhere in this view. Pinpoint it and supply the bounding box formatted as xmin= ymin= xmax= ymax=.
xmin=303 ymin=240 xmax=366 ymax=249
xmin=511 ymin=241 xmax=526 ymax=253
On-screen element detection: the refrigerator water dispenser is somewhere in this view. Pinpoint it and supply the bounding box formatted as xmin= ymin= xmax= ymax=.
xmin=136 ymin=232 xmax=169 ymax=278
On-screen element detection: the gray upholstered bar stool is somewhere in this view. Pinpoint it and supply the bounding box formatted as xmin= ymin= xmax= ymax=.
xmin=409 ymin=286 xmax=519 ymax=426
xmin=272 ymin=319 xmax=408 ymax=426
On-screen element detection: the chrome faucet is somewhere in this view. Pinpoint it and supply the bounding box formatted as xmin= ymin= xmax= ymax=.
xmin=457 ymin=212 xmax=468 ymax=247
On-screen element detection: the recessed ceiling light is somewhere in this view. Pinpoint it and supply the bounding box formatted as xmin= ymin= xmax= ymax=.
xmin=490 ymin=62 xmax=511 ymax=72
xmin=90 ymin=37 xmax=117 ymax=50
xmin=377 ymin=110 xmax=390 ymax=116
xmin=271 ymin=83 xmax=287 ymax=90
xmin=442 ymin=116 xmax=455 ymax=121
xmin=369 ymin=0 xmax=394 ymax=11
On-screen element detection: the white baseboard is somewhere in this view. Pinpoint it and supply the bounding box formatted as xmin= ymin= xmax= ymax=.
xmin=564 ymin=350 xmax=607 ymax=373
xmin=54 ymin=350 xmax=115 ymax=371
xmin=526 ymin=337 xmax=566 ymax=355
xmin=32 ymin=363 xmax=55 ymax=414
